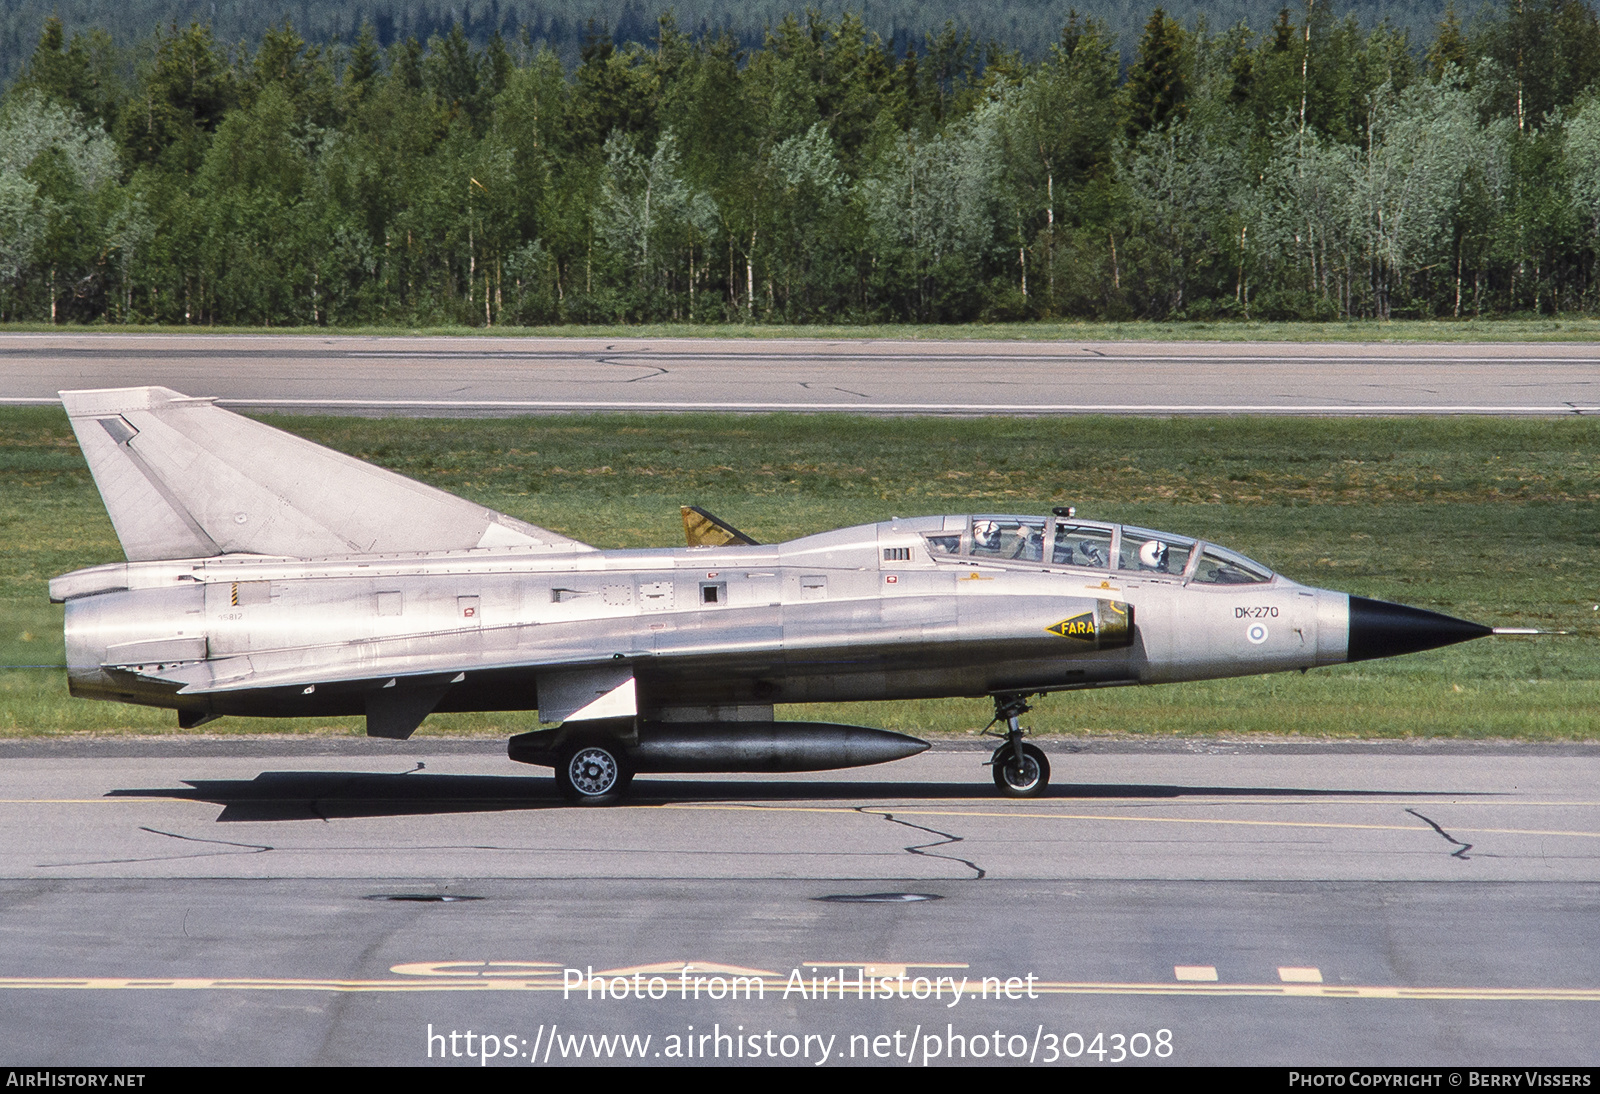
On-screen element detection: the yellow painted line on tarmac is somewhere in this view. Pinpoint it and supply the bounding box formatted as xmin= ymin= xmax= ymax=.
xmin=659 ymin=803 xmax=1600 ymax=841
xmin=1 ymin=794 xmax=1599 ymax=809
xmin=1457 ymin=826 xmax=1600 ymax=839
xmin=0 ymin=975 xmax=1595 ymax=1003
xmin=0 ymin=799 xmax=203 ymax=805
xmin=1059 ymin=799 xmax=1600 ymax=809
xmin=0 ymin=797 xmax=1592 ymax=846
xmin=1026 ymin=982 xmax=1600 ymax=1002
xmin=664 ymin=802 xmax=1439 ymax=834
xmin=1 ymin=797 xmax=1597 ymax=812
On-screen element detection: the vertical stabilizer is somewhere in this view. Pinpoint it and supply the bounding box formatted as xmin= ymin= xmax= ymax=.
xmin=62 ymin=386 xmax=592 ymax=562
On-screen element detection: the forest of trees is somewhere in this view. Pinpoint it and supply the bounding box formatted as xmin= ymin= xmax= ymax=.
xmin=4 ymin=1 xmax=1600 ymax=326
xmin=0 ymin=0 xmax=1457 ymax=86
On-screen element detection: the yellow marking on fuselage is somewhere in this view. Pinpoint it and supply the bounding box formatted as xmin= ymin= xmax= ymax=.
xmin=1046 ymin=613 xmax=1096 ymax=640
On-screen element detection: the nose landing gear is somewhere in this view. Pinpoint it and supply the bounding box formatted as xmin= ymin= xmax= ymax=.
xmin=985 ymin=693 xmax=1051 ymax=798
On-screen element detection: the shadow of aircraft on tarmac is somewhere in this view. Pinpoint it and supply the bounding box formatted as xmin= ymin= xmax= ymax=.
xmin=103 ymin=770 xmax=1501 ymax=822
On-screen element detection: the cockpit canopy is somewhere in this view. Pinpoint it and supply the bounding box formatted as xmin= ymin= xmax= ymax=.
xmin=924 ymin=516 xmax=1274 ymax=585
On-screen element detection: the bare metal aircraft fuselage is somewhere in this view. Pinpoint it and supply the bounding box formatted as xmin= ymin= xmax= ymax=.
xmin=51 ymin=386 xmax=1495 ymax=800
xmin=56 ymin=522 xmax=1349 ymax=719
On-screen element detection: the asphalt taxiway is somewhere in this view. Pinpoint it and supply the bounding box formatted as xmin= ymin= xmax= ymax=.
xmin=2 ymin=739 xmax=1596 ymax=1065
xmin=0 ymin=333 xmax=1596 ymax=415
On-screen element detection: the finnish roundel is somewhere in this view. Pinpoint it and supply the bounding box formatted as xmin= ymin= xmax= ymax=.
xmin=1246 ymin=622 xmax=1269 ymax=645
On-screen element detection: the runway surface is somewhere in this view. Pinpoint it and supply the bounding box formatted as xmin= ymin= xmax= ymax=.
xmin=1 ymin=333 xmax=1597 ymax=415
xmin=2 ymin=738 xmax=1597 ymax=1066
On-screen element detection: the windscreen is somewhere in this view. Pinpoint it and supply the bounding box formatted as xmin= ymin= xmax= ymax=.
xmin=1189 ymin=544 xmax=1274 ymax=584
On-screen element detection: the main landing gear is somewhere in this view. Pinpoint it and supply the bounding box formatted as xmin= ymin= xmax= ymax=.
xmin=985 ymin=693 xmax=1051 ymax=798
xmin=556 ymin=739 xmax=634 ymax=804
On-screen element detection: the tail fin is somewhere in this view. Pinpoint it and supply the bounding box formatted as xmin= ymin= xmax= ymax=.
xmin=62 ymin=386 xmax=591 ymax=562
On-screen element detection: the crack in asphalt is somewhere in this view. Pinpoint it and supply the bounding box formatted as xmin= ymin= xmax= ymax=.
xmin=620 ymin=367 xmax=669 ymax=383
xmin=1406 ymin=808 xmax=1473 ymax=860
xmin=36 ymin=826 xmax=273 ymax=868
xmin=593 ymin=355 xmax=669 ymax=382
xmin=797 ymin=382 xmax=870 ymax=398
xmin=855 ymin=807 xmax=985 ymax=880
xmin=138 ymin=826 xmax=273 ymax=851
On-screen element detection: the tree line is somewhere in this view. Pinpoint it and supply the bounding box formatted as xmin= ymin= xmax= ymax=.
xmin=4 ymin=2 xmax=1600 ymax=326
xmin=0 ymin=0 xmax=1449 ymax=88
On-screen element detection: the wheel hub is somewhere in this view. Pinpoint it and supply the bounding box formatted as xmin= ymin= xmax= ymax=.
xmin=568 ymin=747 xmax=620 ymax=795
xmin=1001 ymin=755 xmax=1041 ymax=792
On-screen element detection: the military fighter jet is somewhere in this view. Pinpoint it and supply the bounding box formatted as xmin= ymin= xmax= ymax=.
xmin=51 ymin=386 xmax=1498 ymax=802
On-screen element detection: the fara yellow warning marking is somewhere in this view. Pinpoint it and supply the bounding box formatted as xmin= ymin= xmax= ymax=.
xmin=1046 ymin=613 xmax=1096 ymax=641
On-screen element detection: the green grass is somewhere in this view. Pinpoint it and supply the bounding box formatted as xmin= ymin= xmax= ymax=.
xmin=0 ymin=408 xmax=1594 ymax=739
xmin=6 ymin=317 xmax=1600 ymax=341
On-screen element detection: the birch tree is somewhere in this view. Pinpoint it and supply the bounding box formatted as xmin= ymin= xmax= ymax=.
xmin=1344 ymin=79 xmax=1478 ymax=317
xmin=0 ymin=90 xmax=120 ymax=318
xmin=596 ymin=129 xmax=717 ymax=318
xmin=765 ymin=123 xmax=851 ymax=318
xmin=1124 ymin=117 xmax=1237 ymax=315
xmin=1566 ymin=95 xmax=1600 ymax=244
xmin=862 ymin=89 xmax=1008 ymax=318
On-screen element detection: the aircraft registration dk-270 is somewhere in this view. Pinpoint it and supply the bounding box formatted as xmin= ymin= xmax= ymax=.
xmin=51 ymin=386 xmax=1502 ymax=801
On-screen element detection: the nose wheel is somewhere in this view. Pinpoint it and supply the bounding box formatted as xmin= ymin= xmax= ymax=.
xmin=992 ymin=741 xmax=1050 ymax=797
xmin=985 ymin=693 xmax=1050 ymax=798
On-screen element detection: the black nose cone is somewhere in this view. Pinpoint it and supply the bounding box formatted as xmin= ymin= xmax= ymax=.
xmin=1347 ymin=596 xmax=1493 ymax=663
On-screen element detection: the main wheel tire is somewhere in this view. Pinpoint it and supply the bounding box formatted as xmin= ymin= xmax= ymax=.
xmin=556 ymin=741 xmax=634 ymax=804
xmin=991 ymin=742 xmax=1050 ymax=798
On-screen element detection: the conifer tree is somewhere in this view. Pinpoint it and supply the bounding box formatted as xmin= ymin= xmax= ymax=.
xmin=1127 ymin=8 xmax=1188 ymax=140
